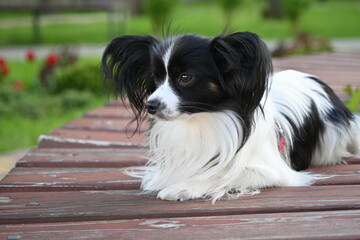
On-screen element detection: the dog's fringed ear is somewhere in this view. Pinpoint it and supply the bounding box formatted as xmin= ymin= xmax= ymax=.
xmin=102 ymin=35 xmax=159 ymax=130
xmin=210 ymin=32 xmax=273 ymax=115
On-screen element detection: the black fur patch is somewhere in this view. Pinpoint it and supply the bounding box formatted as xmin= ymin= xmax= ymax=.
xmin=307 ymin=76 xmax=354 ymax=125
xmin=287 ymin=100 xmax=324 ymax=171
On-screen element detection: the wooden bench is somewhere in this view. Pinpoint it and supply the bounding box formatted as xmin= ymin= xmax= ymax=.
xmin=0 ymin=0 xmax=131 ymax=44
xmin=1 ymin=52 xmax=360 ymax=239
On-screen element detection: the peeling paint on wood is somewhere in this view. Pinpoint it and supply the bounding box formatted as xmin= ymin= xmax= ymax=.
xmin=1 ymin=185 xmax=360 ymax=224
xmin=0 ymin=210 xmax=360 ymax=239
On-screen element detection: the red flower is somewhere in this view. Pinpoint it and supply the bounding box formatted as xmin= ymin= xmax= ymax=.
xmin=0 ymin=64 xmax=9 ymax=76
xmin=46 ymin=54 xmax=59 ymax=66
xmin=26 ymin=50 xmax=36 ymax=62
xmin=13 ymin=80 xmax=25 ymax=91
xmin=0 ymin=57 xmax=5 ymax=66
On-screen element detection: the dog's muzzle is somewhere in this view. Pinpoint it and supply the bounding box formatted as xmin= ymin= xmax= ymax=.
xmin=145 ymin=99 xmax=163 ymax=115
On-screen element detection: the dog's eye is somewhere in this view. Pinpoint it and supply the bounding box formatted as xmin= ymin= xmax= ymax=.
xmin=179 ymin=74 xmax=193 ymax=83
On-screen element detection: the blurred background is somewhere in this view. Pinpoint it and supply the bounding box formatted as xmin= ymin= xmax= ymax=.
xmin=0 ymin=0 xmax=359 ymax=169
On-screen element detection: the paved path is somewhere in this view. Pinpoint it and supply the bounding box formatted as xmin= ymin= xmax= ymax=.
xmin=1 ymin=39 xmax=360 ymax=60
xmin=0 ymin=149 xmax=28 ymax=181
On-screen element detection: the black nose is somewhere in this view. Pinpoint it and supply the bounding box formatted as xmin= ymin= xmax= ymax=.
xmin=145 ymin=99 xmax=161 ymax=115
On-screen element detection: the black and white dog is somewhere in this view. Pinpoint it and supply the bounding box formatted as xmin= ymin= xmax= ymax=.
xmin=102 ymin=32 xmax=360 ymax=202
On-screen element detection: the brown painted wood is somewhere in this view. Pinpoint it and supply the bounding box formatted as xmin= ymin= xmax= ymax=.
xmin=0 ymin=185 xmax=360 ymax=224
xmin=310 ymin=164 xmax=360 ymax=185
xmin=47 ymin=129 xmax=145 ymax=143
xmin=83 ymin=106 xmax=135 ymax=119
xmin=1 ymin=210 xmax=359 ymax=240
xmin=16 ymin=148 xmax=147 ymax=168
xmin=18 ymin=147 xmax=356 ymax=169
xmin=274 ymin=57 xmax=360 ymax=68
xmin=345 ymin=158 xmax=360 ymax=164
xmin=1 ymin=163 xmax=360 ymax=192
xmin=38 ymin=128 xmax=146 ymax=148
xmin=62 ymin=117 xmax=148 ymax=132
xmin=0 ymin=167 xmax=139 ymax=192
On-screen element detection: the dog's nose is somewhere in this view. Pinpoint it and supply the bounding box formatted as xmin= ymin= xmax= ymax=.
xmin=145 ymin=99 xmax=161 ymax=115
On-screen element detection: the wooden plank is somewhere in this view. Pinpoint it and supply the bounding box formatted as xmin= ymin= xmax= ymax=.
xmin=0 ymin=210 xmax=359 ymax=240
xmin=1 ymin=164 xmax=360 ymax=192
xmin=345 ymin=157 xmax=360 ymax=165
xmin=83 ymin=106 xmax=135 ymax=119
xmin=16 ymin=148 xmax=147 ymax=168
xmin=272 ymin=69 xmax=360 ymax=81
xmin=38 ymin=129 xmax=146 ymax=148
xmin=62 ymin=117 xmax=148 ymax=132
xmin=273 ymin=57 xmax=360 ymax=68
xmin=311 ymin=164 xmax=360 ymax=185
xmin=273 ymin=52 xmax=360 ymax=64
xmin=0 ymin=167 xmax=139 ymax=192
xmin=16 ymin=148 xmax=353 ymax=169
xmin=0 ymin=185 xmax=360 ymax=224
xmin=48 ymin=128 xmax=146 ymax=144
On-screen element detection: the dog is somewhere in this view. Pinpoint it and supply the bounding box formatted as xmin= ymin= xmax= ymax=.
xmin=102 ymin=32 xmax=360 ymax=202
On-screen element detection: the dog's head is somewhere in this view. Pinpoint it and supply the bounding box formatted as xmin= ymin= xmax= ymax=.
xmin=102 ymin=32 xmax=272 ymax=129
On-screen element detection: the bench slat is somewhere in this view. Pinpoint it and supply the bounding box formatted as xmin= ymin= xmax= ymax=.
xmin=0 ymin=168 xmax=139 ymax=192
xmin=0 ymin=185 xmax=360 ymax=224
xmin=16 ymin=148 xmax=359 ymax=168
xmin=84 ymin=106 xmax=135 ymax=119
xmin=38 ymin=129 xmax=146 ymax=148
xmin=1 ymin=210 xmax=359 ymax=240
xmin=1 ymin=164 xmax=360 ymax=192
xmin=62 ymin=118 xmax=147 ymax=132
xmin=16 ymin=148 xmax=147 ymax=168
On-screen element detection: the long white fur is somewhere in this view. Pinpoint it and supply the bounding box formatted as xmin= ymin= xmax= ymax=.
xmin=127 ymin=70 xmax=360 ymax=202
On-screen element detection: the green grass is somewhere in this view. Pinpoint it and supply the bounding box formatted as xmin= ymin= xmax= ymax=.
xmin=0 ymin=0 xmax=359 ymax=45
xmin=0 ymin=99 xmax=103 ymax=153
xmin=5 ymin=60 xmax=43 ymax=89
xmin=0 ymin=57 xmax=105 ymax=153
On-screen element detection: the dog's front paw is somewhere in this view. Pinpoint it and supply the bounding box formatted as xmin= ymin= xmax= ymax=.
xmin=157 ymin=185 xmax=202 ymax=201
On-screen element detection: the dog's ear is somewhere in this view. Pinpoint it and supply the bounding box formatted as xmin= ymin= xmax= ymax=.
xmin=210 ymin=32 xmax=273 ymax=115
xmin=102 ymin=35 xmax=160 ymax=129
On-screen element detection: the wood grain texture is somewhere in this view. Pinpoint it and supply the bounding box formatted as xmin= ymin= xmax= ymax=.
xmin=1 ymin=185 xmax=360 ymax=224
xmin=16 ymin=148 xmax=147 ymax=168
xmin=62 ymin=117 xmax=148 ymax=132
xmin=48 ymin=129 xmax=146 ymax=144
xmin=1 ymin=164 xmax=359 ymax=192
xmin=0 ymin=167 xmax=139 ymax=192
xmin=83 ymin=106 xmax=134 ymax=119
xmin=1 ymin=210 xmax=360 ymax=240
xmin=38 ymin=129 xmax=146 ymax=148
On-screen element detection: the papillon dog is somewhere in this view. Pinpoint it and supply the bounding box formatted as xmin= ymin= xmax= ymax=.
xmin=102 ymin=32 xmax=360 ymax=202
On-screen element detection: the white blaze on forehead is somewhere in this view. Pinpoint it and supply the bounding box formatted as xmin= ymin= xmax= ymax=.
xmin=163 ymin=43 xmax=173 ymax=71
xmin=147 ymin=41 xmax=181 ymax=118
xmin=148 ymin=80 xmax=180 ymax=116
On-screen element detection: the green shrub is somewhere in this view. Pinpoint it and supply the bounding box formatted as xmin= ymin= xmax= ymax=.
xmin=219 ymin=0 xmax=243 ymax=14
xmin=59 ymin=90 xmax=94 ymax=109
xmin=0 ymin=86 xmax=44 ymax=118
xmin=145 ymin=0 xmax=178 ymax=33
xmin=218 ymin=0 xmax=243 ymax=25
xmin=0 ymin=86 xmax=93 ymax=119
xmin=281 ymin=0 xmax=313 ymax=33
xmin=52 ymin=62 xmax=103 ymax=95
xmin=343 ymin=84 xmax=360 ymax=113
